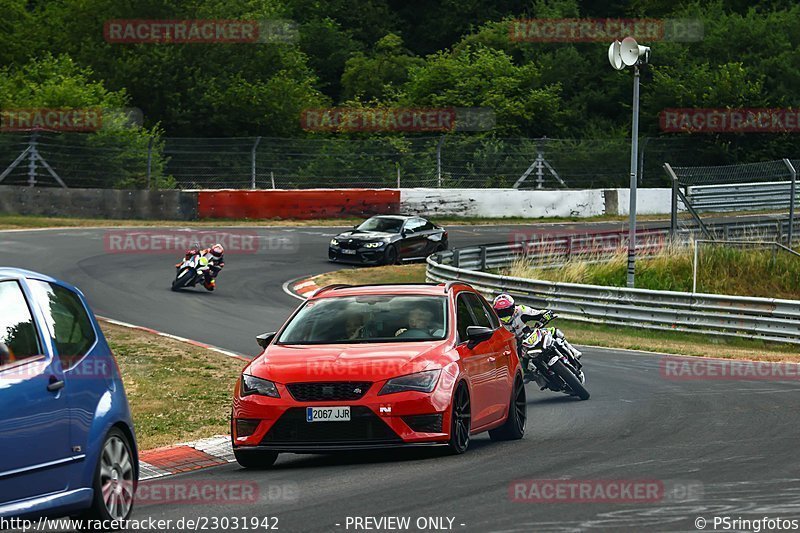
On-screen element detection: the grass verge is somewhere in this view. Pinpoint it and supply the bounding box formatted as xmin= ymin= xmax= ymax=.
xmin=314 ymin=264 xmax=800 ymax=361
xmin=505 ymin=241 xmax=800 ymax=299
xmin=102 ymin=321 xmax=244 ymax=450
xmin=1 ymin=209 xmax=791 ymax=231
xmin=0 ymin=212 xmax=678 ymax=231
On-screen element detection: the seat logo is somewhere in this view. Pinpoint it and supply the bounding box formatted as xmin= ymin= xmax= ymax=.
xmin=353 ymin=387 xmax=362 ymax=394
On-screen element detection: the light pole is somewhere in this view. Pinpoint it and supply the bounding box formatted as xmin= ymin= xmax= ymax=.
xmin=609 ymin=37 xmax=650 ymax=288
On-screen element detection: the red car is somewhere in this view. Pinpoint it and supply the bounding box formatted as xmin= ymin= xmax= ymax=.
xmin=231 ymin=282 xmax=526 ymax=468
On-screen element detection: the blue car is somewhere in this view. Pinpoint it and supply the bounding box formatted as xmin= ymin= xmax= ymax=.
xmin=0 ymin=268 xmax=138 ymax=521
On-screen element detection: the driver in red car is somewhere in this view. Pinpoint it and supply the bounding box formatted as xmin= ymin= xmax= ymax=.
xmin=395 ymin=307 xmax=437 ymax=337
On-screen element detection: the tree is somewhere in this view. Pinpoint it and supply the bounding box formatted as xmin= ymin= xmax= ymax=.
xmin=340 ymin=34 xmax=423 ymax=102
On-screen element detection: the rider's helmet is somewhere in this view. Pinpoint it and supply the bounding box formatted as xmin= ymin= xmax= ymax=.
xmin=210 ymin=243 xmax=224 ymax=258
xmin=492 ymin=293 xmax=515 ymax=324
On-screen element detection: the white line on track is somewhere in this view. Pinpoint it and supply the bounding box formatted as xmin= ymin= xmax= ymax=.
xmin=97 ymin=316 xmax=249 ymax=361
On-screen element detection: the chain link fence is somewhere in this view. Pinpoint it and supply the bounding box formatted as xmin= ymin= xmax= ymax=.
xmin=1 ymin=131 xmax=798 ymax=190
xmin=664 ymin=158 xmax=799 ymax=247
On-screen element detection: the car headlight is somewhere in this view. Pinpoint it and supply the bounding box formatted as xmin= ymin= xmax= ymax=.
xmin=330 ymin=238 xmax=339 ymax=246
xmin=241 ymin=374 xmax=280 ymax=398
xmin=363 ymin=241 xmax=384 ymax=248
xmin=379 ymin=369 xmax=441 ymax=395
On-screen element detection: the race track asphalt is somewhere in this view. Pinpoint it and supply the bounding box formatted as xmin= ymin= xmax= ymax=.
xmin=4 ymin=220 xmax=800 ymax=532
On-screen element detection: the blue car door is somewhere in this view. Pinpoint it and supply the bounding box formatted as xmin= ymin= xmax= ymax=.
xmin=0 ymin=278 xmax=72 ymax=505
xmin=27 ymin=279 xmax=104 ymax=480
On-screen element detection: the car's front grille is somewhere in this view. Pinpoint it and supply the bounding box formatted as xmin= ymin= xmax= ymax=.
xmin=261 ymin=407 xmax=401 ymax=444
xmin=286 ymin=381 xmax=371 ymax=402
xmin=402 ymin=413 xmax=444 ymax=433
xmin=338 ymin=240 xmax=362 ymax=250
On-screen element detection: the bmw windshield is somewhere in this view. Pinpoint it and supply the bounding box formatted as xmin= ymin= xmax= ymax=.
xmin=277 ymin=295 xmax=448 ymax=344
xmin=355 ymin=217 xmax=404 ymax=233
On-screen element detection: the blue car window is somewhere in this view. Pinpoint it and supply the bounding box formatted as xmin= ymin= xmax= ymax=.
xmin=0 ymin=280 xmax=42 ymax=366
xmin=29 ymin=281 xmax=97 ymax=370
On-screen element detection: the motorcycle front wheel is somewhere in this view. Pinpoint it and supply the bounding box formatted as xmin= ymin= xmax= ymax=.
xmin=171 ymin=268 xmax=195 ymax=291
xmin=551 ymin=360 xmax=590 ymax=400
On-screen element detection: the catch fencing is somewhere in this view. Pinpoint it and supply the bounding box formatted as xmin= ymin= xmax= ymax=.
xmin=427 ymin=221 xmax=800 ymax=344
xmin=1 ymin=131 xmax=790 ymax=190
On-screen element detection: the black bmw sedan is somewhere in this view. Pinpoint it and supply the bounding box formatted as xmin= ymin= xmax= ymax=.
xmin=328 ymin=215 xmax=448 ymax=265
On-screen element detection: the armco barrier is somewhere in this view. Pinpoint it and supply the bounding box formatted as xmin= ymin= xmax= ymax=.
xmin=426 ymin=225 xmax=800 ymax=344
xmin=687 ymin=181 xmax=800 ymax=212
xmin=196 ymin=189 xmax=400 ymax=219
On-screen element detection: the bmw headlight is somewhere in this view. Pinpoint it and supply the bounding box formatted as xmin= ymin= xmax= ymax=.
xmin=330 ymin=238 xmax=340 ymax=246
xmin=363 ymin=241 xmax=384 ymax=248
xmin=241 ymin=374 xmax=280 ymax=398
xmin=379 ymin=369 xmax=441 ymax=395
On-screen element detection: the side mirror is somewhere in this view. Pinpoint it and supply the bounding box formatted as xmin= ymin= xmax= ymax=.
xmin=0 ymin=342 xmax=10 ymax=366
xmin=465 ymin=325 xmax=493 ymax=346
xmin=401 ymin=228 xmax=408 ymax=237
xmin=256 ymin=332 xmax=277 ymax=349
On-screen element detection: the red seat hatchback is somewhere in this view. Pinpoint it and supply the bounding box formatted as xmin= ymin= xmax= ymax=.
xmin=231 ymin=282 xmax=526 ymax=467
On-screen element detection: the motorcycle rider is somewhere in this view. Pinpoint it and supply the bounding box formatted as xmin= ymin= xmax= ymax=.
xmin=176 ymin=243 xmax=225 ymax=291
xmin=491 ymin=293 xmax=582 ymax=359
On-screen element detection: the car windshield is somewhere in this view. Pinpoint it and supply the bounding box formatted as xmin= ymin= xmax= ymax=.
xmin=277 ymin=295 xmax=448 ymax=344
xmin=356 ymin=217 xmax=404 ymax=233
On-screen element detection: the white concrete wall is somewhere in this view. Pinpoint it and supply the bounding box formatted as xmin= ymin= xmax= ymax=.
xmin=400 ymin=188 xmax=607 ymax=218
xmin=615 ymin=188 xmax=676 ymax=215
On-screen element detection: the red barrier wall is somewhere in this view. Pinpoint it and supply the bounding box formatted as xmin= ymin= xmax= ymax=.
xmin=197 ymin=189 xmax=401 ymax=219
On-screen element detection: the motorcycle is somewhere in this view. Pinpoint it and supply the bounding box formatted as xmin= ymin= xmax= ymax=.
xmin=171 ymin=251 xmax=211 ymax=291
xmin=518 ymin=314 xmax=589 ymax=400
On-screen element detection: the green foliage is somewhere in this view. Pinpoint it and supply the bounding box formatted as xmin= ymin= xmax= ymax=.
xmin=1 ymin=0 xmax=799 ymax=176
xmin=0 ymin=55 xmax=170 ymax=188
xmin=509 ymin=243 xmax=800 ymax=299
xmin=341 ymin=34 xmax=424 ymax=102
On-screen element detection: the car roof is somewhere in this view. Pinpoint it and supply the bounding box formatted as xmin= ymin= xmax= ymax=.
xmin=0 ymin=267 xmax=59 ymax=283
xmin=310 ymin=282 xmax=471 ymax=299
xmin=0 ymin=267 xmax=80 ymax=293
xmin=367 ymin=214 xmax=425 ymax=221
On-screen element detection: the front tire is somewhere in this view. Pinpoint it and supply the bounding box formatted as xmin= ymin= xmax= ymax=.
xmin=382 ymin=245 xmax=399 ymax=266
xmin=447 ymin=383 xmax=471 ymax=454
xmin=234 ymin=449 xmax=279 ymax=469
xmin=489 ymin=374 xmax=526 ymax=441
xmin=551 ymin=360 xmax=590 ymax=400
xmin=83 ymin=427 xmax=136 ymax=524
xmin=171 ymin=268 xmax=194 ymax=291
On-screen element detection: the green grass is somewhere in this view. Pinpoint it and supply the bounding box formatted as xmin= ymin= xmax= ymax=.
xmin=0 ymin=212 xmax=678 ymax=230
xmin=314 ymin=263 xmax=800 ymax=361
xmin=506 ymin=242 xmax=800 ymax=299
xmin=102 ymin=322 xmax=245 ymax=450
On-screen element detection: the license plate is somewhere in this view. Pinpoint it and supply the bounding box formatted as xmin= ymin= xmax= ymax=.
xmin=341 ymin=249 xmax=357 ymax=255
xmin=306 ymin=406 xmax=351 ymax=422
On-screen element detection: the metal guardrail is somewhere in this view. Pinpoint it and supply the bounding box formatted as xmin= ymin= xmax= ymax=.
xmin=688 ymin=181 xmax=800 ymax=212
xmin=426 ymin=223 xmax=800 ymax=344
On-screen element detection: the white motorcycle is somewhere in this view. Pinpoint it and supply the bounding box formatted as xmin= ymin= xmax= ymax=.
xmin=519 ymin=315 xmax=589 ymax=401
xmin=171 ymin=252 xmax=211 ymax=291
